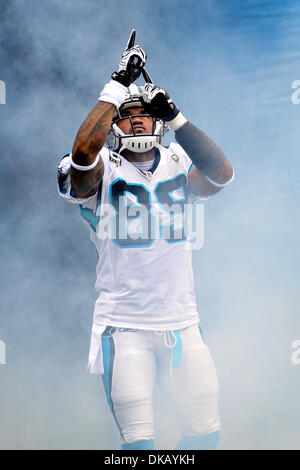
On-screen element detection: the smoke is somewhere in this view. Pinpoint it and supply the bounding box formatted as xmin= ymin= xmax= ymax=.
xmin=1 ymin=0 xmax=300 ymax=449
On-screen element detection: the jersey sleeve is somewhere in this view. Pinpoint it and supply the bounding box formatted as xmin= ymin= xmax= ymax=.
xmin=57 ymin=153 xmax=100 ymax=205
xmin=168 ymin=142 xmax=208 ymax=202
xmin=57 ymin=149 xmax=113 ymax=233
xmin=168 ymin=142 xmax=195 ymax=174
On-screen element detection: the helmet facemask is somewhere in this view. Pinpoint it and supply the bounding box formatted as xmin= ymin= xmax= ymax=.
xmin=107 ymin=85 xmax=167 ymax=154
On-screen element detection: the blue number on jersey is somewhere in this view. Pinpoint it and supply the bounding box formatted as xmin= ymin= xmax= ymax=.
xmin=110 ymin=174 xmax=188 ymax=248
xmin=154 ymin=173 xmax=187 ymax=244
xmin=110 ymin=178 xmax=154 ymax=247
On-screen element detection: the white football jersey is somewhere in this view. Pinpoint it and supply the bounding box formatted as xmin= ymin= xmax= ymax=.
xmin=57 ymin=143 xmax=206 ymax=373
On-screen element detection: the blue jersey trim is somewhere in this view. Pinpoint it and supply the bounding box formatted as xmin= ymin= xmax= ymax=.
xmin=149 ymin=147 xmax=161 ymax=173
xmin=79 ymin=183 xmax=102 ymax=232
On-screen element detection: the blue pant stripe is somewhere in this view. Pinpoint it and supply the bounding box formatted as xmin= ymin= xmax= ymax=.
xmin=175 ymin=431 xmax=220 ymax=450
xmin=172 ymin=330 xmax=182 ymax=368
xmin=101 ymin=335 xmax=125 ymax=441
xmin=122 ymin=439 xmax=154 ymax=450
xmin=198 ymin=324 xmax=206 ymax=344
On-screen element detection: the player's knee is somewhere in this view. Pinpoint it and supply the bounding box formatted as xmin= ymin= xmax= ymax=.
xmin=120 ymin=418 xmax=155 ymax=446
xmin=184 ymin=413 xmax=220 ymax=436
xmin=183 ymin=394 xmax=220 ymax=437
xmin=113 ymin=398 xmax=155 ymax=446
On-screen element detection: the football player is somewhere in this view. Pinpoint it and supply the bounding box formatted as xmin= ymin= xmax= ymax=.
xmin=57 ymin=32 xmax=234 ymax=450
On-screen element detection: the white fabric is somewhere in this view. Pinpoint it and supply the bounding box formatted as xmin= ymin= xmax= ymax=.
xmin=101 ymin=325 xmax=220 ymax=444
xmin=130 ymin=158 xmax=155 ymax=171
xmin=70 ymin=152 xmax=99 ymax=171
xmin=57 ymin=143 xmax=207 ymax=374
xmin=98 ymin=80 xmax=128 ymax=109
xmin=57 ymin=154 xmax=98 ymax=204
xmin=166 ymin=112 xmax=188 ymax=131
xmin=205 ymin=169 xmax=235 ymax=187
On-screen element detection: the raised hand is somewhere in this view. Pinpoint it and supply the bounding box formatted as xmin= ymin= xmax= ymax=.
xmin=111 ymin=30 xmax=146 ymax=87
xmin=142 ymin=83 xmax=180 ymax=122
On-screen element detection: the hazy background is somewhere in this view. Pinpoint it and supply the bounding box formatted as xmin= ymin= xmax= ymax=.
xmin=1 ymin=0 xmax=300 ymax=449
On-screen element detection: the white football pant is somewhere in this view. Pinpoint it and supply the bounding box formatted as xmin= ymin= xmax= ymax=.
xmin=101 ymin=324 xmax=220 ymax=445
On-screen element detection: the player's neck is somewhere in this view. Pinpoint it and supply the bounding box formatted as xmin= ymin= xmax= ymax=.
xmin=120 ymin=148 xmax=155 ymax=162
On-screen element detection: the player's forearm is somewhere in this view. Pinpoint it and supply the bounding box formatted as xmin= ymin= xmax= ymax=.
xmin=175 ymin=121 xmax=233 ymax=184
xmin=70 ymin=101 xmax=115 ymax=197
xmin=70 ymin=159 xmax=104 ymax=198
xmin=72 ymin=101 xmax=116 ymax=164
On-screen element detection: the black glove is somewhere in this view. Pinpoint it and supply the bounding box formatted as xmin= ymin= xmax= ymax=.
xmin=142 ymin=83 xmax=180 ymax=122
xmin=111 ymin=45 xmax=146 ymax=87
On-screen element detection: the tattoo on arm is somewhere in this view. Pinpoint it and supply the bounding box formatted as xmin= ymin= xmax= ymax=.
xmin=70 ymin=101 xmax=116 ymax=197
xmin=73 ymin=101 xmax=116 ymax=162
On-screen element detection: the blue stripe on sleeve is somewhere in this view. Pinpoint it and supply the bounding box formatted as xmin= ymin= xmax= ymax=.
xmin=188 ymin=163 xmax=195 ymax=173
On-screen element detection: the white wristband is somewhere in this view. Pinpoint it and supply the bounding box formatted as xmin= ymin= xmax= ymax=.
xmin=166 ymin=112 xmax=188 ymax=131
xmin=98 ymin=80 xmax=128 ymax=109
xmin=70 ymin=153 xmax=100 ymax=171
xmin=205 ymin=170 xmax=235 ymax=187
